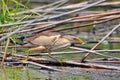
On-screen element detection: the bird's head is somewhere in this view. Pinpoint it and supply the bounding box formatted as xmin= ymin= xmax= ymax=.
xmin=72 ymin=37 xmax=85 ymax=44
xmin=63 ymin=35 xmax=85 ymax=44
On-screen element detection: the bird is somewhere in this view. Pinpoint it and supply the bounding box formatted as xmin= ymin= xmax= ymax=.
xmin=25 ymin=31 xmax=84 ymax=61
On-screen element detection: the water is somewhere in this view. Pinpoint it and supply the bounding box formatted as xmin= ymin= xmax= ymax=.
xmin=0 ymin=64 xmax=120 ymax=80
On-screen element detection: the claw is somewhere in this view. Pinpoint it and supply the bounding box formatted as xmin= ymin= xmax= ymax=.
xmin=19 ymin=59 xmax=28 ymax=63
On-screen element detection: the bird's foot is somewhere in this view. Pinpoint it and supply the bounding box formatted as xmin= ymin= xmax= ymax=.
xmin=58 ymin=59 xmax=64 ymax=66
xmin=19 ymin=59 xmax=28 ymax=63
xmin=48 ymin=55 xmax=63 ymax=65
xmin=20 ymin=49 xmax=30 ymax=63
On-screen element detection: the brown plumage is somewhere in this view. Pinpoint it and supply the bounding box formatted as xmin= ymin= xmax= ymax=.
xmin=26 ymin=31 xmax=84 ymax=51
xmin=25 ymin=31 xmax=84 ymax=60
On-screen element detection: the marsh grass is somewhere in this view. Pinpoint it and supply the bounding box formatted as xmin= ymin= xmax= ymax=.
xmin=0 ymin=67 xmax=26 ymax=80
xmin=0 ymin=1 xmax=120 ymax=80
xmin=0 ymin=67 xmax=90 ymax=80
xmin=0 ymin=0 xmax=33 ymax=56
xmin=0 ymin=0 xmax=32 ymax=79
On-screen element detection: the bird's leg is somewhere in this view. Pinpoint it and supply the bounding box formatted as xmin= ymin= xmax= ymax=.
xmin=47 ymin=49 xmax=58 ymax=61
xmin=26 ymin=49 xmax=31 ymax=61
xmin=47 ymin=49 xmax=63 ymax=66
xmin=46 ymin=37 xmax=60 ymax=61
xmin=20 ymin=46 xmax=45 ymax=62
xmin=47 ymin=36 xmax=63 ymax=65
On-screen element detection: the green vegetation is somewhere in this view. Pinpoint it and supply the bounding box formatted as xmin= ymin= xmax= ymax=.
xmin=0 ymin=0 xmax=120 ymax=80
xmin=0 ymin=67 xmax=44 ymax=80
xmin=0 ymin=67 xmax=90 ymax=80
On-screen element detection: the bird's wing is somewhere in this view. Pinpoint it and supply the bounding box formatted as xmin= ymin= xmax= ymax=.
xmin=54 ymin=38 xmax=70 ymax=46
xmin=29 ymin=35 xmax=61 ymax=46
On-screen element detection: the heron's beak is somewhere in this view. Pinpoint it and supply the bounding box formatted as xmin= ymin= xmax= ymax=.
xmin=73 ymin=38 xmax=85 ymax=44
